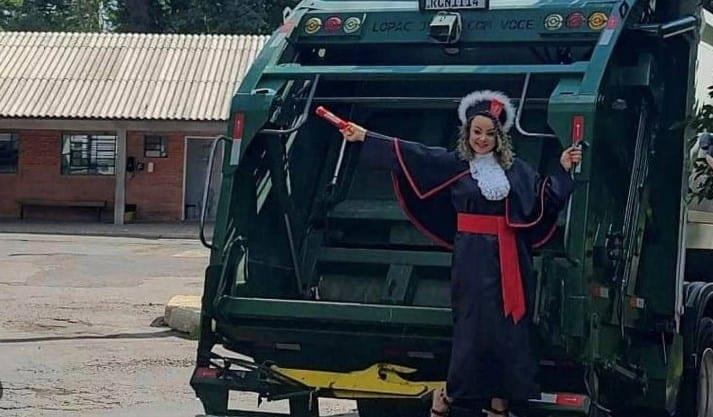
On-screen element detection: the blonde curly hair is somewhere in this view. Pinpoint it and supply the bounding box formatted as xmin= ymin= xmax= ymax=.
xmin=456 ymin=115 xmax=514 ymax=169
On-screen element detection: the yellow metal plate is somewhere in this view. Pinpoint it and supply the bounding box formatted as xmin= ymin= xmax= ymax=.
xmin=272 ymin=363 xmax=444 ymax=399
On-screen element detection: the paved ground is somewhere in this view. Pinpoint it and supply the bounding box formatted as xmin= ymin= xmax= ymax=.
xmin=0 ymin=221 xmax=214 ymax=240
xmin=0 ymin=233 xmax=357 ymax=417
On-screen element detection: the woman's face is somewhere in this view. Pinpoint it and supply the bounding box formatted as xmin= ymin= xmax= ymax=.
xmin=468 ymin=115 xmax=497 ymax=155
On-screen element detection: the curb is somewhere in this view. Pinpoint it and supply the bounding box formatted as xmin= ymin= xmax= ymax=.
xmin=164 ymin=295 xmax=202 ymax=336
xmin=0 ymin=227 xmax=204 ymax=240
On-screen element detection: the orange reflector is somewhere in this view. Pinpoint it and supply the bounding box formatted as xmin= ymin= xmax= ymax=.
xmin=571 ymin=116 xmax=584 ymax=144
xmin=232 ymin=113 xmax=245 ymax=140
xmin=194 ymin=367 xmax=220 ymax=379
xmin=588 ymin=12 xmax=608 ymax=30
xmin=325 ymin=16 xmax=343 ymax=32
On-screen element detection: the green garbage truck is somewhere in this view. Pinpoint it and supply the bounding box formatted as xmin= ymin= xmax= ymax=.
xmin=190 ymin=0 xmax=713 ymax=415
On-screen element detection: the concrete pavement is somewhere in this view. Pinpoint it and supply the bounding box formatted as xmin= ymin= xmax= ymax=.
xmin=0 ymin=232 xmax=358 ymax=416
xmin=0 ymin=220 xmax=214 ymax=240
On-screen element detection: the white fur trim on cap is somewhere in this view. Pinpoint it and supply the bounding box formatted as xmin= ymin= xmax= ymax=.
xmin=457 ymin=90 xmax=516 ymax=132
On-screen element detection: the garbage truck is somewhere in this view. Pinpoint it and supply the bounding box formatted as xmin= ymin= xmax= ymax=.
xmin=190 ymin=0 xmax=713 ymax=415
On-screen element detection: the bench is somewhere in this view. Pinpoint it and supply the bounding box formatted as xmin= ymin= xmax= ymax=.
xmin=17 ymin=199 xmax=107 ymax=221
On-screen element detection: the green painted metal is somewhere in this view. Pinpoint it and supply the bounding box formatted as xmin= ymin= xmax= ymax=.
xmin=193 ymin=0 xmax=713 ymax=415
xmin=216 ymin=297 xmax=452 ymax=327
xmin=262 ymin=63 xmax=589 ymax=79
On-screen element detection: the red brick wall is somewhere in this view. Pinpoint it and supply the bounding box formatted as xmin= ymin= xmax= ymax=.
xmin=126 ymin=132 xmax=185 ymax=221
xmin=0 ymin=130 xmax=115 ymax=220
xmin=0 ymin=129 xmax=217 ymax=222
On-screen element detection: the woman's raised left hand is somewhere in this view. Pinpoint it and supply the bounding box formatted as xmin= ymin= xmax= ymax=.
xmin=560 ymin=146 xmax=583 ymax=171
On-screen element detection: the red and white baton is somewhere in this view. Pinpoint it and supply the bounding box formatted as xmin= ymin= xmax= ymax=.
xmin=315 ymin=106 xmax=349 ymax=130
xmin=315 ymin=106 xmax=352 ymax=187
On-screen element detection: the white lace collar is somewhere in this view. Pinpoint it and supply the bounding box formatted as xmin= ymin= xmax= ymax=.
xmin=469 ymin=152 xmax=510 ymax=201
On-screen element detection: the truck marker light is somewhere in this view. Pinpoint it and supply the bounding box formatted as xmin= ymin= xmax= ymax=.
xmin=555 ymin=393 xmax=586 ymax=407
xmin=591 ymin=285 xmax=610 ymax=299
xmin=544 ymin=13 xmax=563 ymax=30
xmin=407 ymin=351 xmax=435 ymax=359
xmin=606 ymin=14 xmax=619 ymax=29
xmin=566 ymin=12 xmax=585 ymax=29
xmin=571 ymin=115 xmax=584 ymax=143
xmin=305 ymin=17 xmax=322 ymax=34
xmin=325 ymin=16 xmax=343 ymax=32
xmin=588 ymin=12 xmax=608 ymax=30
xmin=344 ymin=17 xmax=362 ymax=33
xmin=630 ymin=297 xmax=645 ymax=309
xmin=532 ymin=392 xmax=587 ymax=408
xmin=232 ymin=113 xmax=245 ymax=140
xmin=194 ymin=367 xmax=220 ymax=379
xmin=275 ymin=343 xmax=302 ymax=351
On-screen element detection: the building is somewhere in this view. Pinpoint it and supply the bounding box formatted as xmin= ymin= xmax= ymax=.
xmin=0 ymin=32 xmax=268 ymax=223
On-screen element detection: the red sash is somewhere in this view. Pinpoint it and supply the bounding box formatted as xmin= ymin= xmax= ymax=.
xmin=457 ymin=213 xmax=525 ymax=323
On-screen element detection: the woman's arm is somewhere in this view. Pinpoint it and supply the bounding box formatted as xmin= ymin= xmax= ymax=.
xmin=340 ymin=122 xmax=454 ymax=171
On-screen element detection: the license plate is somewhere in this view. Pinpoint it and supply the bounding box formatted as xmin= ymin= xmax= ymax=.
xmin=419 ymin=0 xmax=489 ymax=11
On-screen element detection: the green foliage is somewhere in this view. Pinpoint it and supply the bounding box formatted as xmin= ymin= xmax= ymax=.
xmin=1 ymin=0 xmax=298 ymax=34
xmin=1 ymin=0 xmax=103 ymax=31
xmin=108 ymin=0 xmax=299 ymax=34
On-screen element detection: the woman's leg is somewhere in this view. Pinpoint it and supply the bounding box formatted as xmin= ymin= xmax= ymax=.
xmin=491 ymin=398 xmax=508 ymax=412
xmin=431 ymin=386 xmax=452 ymax=416
xmin=481 ymin=398 xmax=508 ymax=416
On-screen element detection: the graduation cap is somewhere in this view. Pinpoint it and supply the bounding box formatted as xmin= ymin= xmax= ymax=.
xmin=457 ymin=90 xmax=516 ymax=133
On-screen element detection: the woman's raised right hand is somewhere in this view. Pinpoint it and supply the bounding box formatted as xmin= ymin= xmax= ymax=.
xmin=340 ymin=122 xmax=367 ymax=142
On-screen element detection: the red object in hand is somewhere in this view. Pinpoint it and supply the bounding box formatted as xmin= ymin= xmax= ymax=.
xmin=315 ymin=106 xmax=349 ymax=130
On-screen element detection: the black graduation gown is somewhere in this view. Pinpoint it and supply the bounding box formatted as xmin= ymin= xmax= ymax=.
xmin=360 ymin=132 xmax=574 ymax=402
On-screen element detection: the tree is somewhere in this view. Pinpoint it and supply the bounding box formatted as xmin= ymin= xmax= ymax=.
xmin=67 ymin=0 xmax=104 ymax=31
xmin=109 ymin=0 xmax=294 ymax=35
xmin=3 ymin=0 xmax=301 ymax=34
xmin=4 ymin=0 xmax=103 ymax=31
xmin=0 ymin=0 xmax=22 ymax=30
xmin=107 ymin=0 xmax=167 ymax=32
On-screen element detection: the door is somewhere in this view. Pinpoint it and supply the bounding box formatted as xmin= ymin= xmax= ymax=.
xmin=184 ymin=137 xmax=222 ymax=221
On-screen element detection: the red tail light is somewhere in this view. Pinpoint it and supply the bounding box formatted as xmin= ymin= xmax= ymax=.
xmin=232 ymin=113 xmax=245 ymax=140
xmin=555 ymin=393 xmax=586 ymax=407
xmin=194 ymin=367 xmax=220 ymax=379
xmin=325 ymin=16 xmax=343 ymax=32
xmin=531 ymin=392 xmax=588 ymax=409
xmin=571 ymin=115 xmax=584 ymax=144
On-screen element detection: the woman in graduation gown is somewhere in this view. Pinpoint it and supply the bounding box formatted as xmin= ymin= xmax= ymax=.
xmin=339 ymin=90 xmax=582 ymax=417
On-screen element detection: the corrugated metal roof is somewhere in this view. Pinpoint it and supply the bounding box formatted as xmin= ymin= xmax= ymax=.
xmin=0 ymin=32 xmax=269 ymax=121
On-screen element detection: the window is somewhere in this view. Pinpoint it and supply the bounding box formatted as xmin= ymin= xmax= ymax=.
xmin=144 ymin=135 xmax=167 ymax=158
xmin=61 ymin=133 xmax=116 ymax=175
xmin=0 ymin=132 xmax=18 ymax=173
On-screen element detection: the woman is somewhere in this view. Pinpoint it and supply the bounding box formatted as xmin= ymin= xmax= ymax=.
xmin=339 ymin=90 xmax=582 ymax=417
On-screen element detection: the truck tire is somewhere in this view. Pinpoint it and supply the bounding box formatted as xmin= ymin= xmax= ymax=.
xmin=357 ymin=399 xmax=429 ymax=417
xmin=680 ymin=282 xmax=713 ymax=417
xmin=693 ymin=317 xmax=713 ymax=417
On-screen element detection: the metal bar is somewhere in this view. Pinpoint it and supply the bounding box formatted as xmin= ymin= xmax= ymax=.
xmin=309 ymin=96 xmax=550 ymax=105
xmin=329 ymin=199 xmax=406 ymax=221
xmin=208 ymin=410 xmax=291 ymax=416
xmin=318 ymin=247 xmax=452 ymax=267
xmin=200 ymin=135 xmax=231 ymax=249
xmin=216 ymin=297 xmax=452 ymax=327
xmin=260 ymin=75 xmax=320 ymax=136
xmin=284 ymin=213 xmax=303 ymax=293
xmin=515 ymin=73 xmax=557 ymax=139
xmin=262 ymin=62 xmax=589 ymax=79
